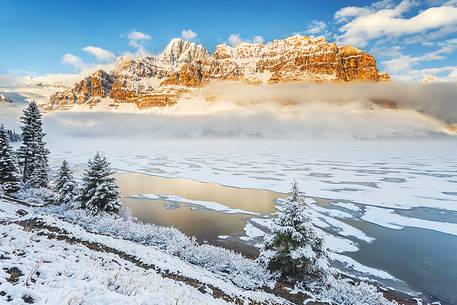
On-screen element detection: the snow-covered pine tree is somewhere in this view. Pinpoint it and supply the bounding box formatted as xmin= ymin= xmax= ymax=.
xmin=6 ymin=129 xmax=21 ymax=142
xmin=54 ymin=160 xmax=78 ymax=204
xmin=0 ymin=125 xmax=21 ymax=194
xmin=260 ymin=180 xmax=328 ymax=282
xmin=78 ymin=153 xmax=121 ymax=214
xmin=17 ymin=101 xmax=49 ymax=188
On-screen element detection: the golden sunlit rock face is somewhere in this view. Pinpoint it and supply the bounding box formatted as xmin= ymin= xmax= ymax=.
xmin=48 ymin=35 xmax=389 ymax=110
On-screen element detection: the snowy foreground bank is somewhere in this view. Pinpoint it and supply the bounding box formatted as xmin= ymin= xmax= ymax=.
xmin=0 ymin=196 xmax=419 ymax=305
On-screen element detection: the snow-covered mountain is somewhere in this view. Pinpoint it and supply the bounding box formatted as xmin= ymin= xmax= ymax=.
xmin=160 ymin=38 xmax=210 ymax=65
xmin=47 ymin=35 xmax=389 ymax=111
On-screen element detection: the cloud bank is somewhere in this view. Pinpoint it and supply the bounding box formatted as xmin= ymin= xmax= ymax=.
xmin=327 ymin=0 xmax=457 ymax=81
xmin=41 ymin=81 xmax=457 ymax=140
xmin=336 ymin=0 xmax=457 ymax=47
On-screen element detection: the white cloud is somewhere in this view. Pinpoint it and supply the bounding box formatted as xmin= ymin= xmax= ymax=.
xmin=61 ymin=53 xmax=85 ymax=70
xmin=305 ymin=20 xmax=328 ymax=35
xmin=62 ymin=47 xmax=117 ymax=71
xmin=181 ymin=29 xmax=197 ymax=40
xmin=124 ymin=30 xmax=152 ymax=57
xmin=393 ymin=65 xmax=457 ymax=82
xmin=127 ymin=31 xmax=151 ymax=49
xmin=382 ymin=38 xmax=457 ymax=74
xmin=446 ymin=67 xmax=457 ymax=78
xmin=228 ymin=34 xmax=243 ymax=47
xmin=128 ymin=31 xmax=151 ymax=41
xmin=228 ymin=34 xmax=265 ymax=47
xmin=252 ymin=35 xmax=264 ymax=43
xmin=0 ymin=72 xmax=83 ymax=88
xmin=0 ymin=59 xmax=116 ymax=90
xmin=82 ymin=46 xmax=115 ymax=61
xmin=335 ymin=7 xmax=371 ymax=23
xmin=336 ymin=0 xmax=457 ymax=47
xmin=381 ymin=38 xmax=457 ymax=81
xmin=370 ymin=45 xmax=403 ymax=58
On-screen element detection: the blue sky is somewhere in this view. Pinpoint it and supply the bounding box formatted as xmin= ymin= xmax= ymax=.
xmin=1 ymin=0 xmax=457 ymax=82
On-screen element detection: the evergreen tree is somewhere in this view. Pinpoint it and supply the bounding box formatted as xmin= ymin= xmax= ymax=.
xmin=0 ymin=125 xmax=21 ymax=194
xmin=260 ymin=180 xmax=328 ymax=282
xmin=6 ymin=129 xmax=21 ymax=142
xmin=78 ymin=153 xmax=121 ymax=214
xmin=17 ymin=101 xmax=49 ymax=188
xmin=54 ymin=160 xmax=78 ymax=204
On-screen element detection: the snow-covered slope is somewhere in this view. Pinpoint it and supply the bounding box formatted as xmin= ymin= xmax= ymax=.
xmin=0 ymin=199 xmax=285 ymax=305
xmin=0 ymin=196 xmax=407 ymax=305
xmin=160 ymin=38 xmax=210 ymax=65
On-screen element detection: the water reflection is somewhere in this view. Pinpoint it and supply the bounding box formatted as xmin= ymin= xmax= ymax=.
xmin=116 ymin=173 xmax=283 ymax=214
xmin=115 ymin=172 xmax=457 ymax=303
xmin=115 ymin=172 xmax=284 ymax=255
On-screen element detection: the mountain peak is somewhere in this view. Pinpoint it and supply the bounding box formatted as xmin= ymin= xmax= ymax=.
xmin=160 ymin=38 xmax=209 ymax=65
xmin=47 ymin=34 xmax=389 ymax=111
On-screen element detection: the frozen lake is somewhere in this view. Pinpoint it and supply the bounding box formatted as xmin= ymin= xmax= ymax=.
xmin=47 ymin=138 xmax=457 ymax=304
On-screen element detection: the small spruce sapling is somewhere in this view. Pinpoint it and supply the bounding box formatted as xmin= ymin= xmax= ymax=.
xmin=54 ymin=160 xmax=78 ymax=204
xmin=260 ymin=180 xmax=328 ymax=282
xmin=78 ymin=153 xmax=121 ymax=214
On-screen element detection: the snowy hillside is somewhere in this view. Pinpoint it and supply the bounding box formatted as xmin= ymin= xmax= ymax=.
xmin=0 ymin=198 xmax=285 ymax=305
xmin=1 ymin=196 xmax=413 ymax=305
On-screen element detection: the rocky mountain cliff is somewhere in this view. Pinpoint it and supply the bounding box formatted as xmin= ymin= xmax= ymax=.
xmin=47 ymin=35 xmax=389 ymax=110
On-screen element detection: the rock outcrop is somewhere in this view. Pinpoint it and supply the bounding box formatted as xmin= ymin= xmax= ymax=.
xmin=0 ymin=94 xmax=14 ymax=104
xmin=48 ymin=35 xmax=389 ymax=110
xmin=48 ymin=70 xmax=115 ymax=110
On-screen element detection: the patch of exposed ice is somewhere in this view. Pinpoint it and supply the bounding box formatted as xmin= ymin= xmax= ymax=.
xmin=329 ymin=253 xmax=396 ymax=280
xmin=240 ymin=222 xmax=267 ymax=241
xmin=334 ymin=202 xmax=361 ymax=212
xmin=362 ymin=206 xmax=457 ymax=236
xmin=128 ymin=193 xmax=161 ymax=200
xmin=311 ymin=210 xmax=375 ymax=243
xmin=311 ymin=205 xmax=353 ymax=218
xmin=129 ymin=193 xmax=259 ymax=215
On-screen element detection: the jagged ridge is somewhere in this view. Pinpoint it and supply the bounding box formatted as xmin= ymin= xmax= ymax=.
xmin=47 ymin=35 xmax=389 ymax=110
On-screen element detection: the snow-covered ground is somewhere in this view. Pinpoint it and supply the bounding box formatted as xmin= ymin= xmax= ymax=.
xmin=0 ymin=224 xmax=231 ymax=305
xmin=0 ymin=198 xmax=404 ymax=305
xmin=0 ymin=199 xmax=286 ymax=305
xmin=2 ymin=98 xmax=455 ymax=303
xmin=44 ymin=137 xmax=457 ymax=304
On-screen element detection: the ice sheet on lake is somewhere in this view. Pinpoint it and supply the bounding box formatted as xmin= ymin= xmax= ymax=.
xmin=362 ymin=206 xmax=457 ymax=236
xmin=129 ymin=193 xmax=259 ymax=215
xmin=240 ymin=223 xmax=267 ymax=241
xmin=329 ymin=253 xmax=396 ymax=280
xmin=47 ymin=139 xmax=456 ymax=294
xmin=48 ymin=140 xmax=457 ymax=211
xmin=129 ymin=194 xmax=161 ymax=200
xmin=310 ymin=208 xmax=375 ymax=243
xmin=334 ymin=202 xmax=361 ymax=212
